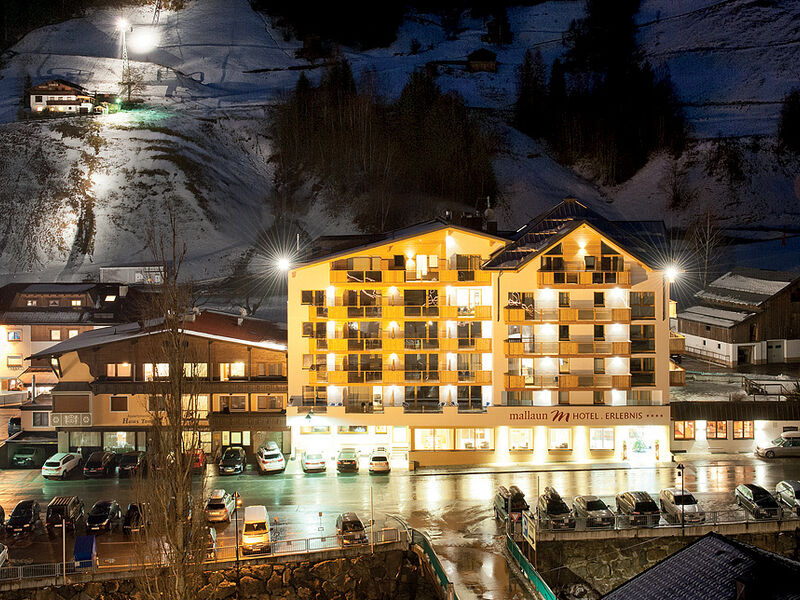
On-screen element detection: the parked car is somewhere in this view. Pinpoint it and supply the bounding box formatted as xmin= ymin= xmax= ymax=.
xmin=572 ymin=495 xmax=615 ymax=528
xmin=205 ymin=490 xmax=236 ymax=523
xmin=368 ymin=450 xmax=391 ymax=474
xmin=0 ymin=543 xmax=7 ymax=568
xmin=494 ymin=485 xmax=529 ymax=521
xmin=6 ymin=500 xmax=41 ymax=535
xmin=776 ymin=480 xmax=800 ymax=515
xmin=659 ymin=488 xmax=705 ymax=524
xmin=86 ymin=500 xmax=123 ymax=533
xmin=755 ymin=431 xmax=800 ymax=459
xmin=123 ymin=503 xmax=149 ymax=535
xmin=241 ymin=505 xmax=270 ymax=555
xmin=218 ymin=447 xmax=246 ymax=475
xmin=537 ymin=487 xmax=575 ymax=530
xmin=336 ymin=448 xmax=359 ymax=473
xmin=336 ymin=512 xmax=368 ymax=546
xmin=10 ymin=446 xmax=46 ymax=468
xmin=7 ymin=417 xmax=21 ymax=437
xmin=735 ymin=484 xmax=782 ymax=519
xmin=256 ymin=445 xmax=286 ymax=474
xmin=41 ymin=452 xmax=81 ymax=480
xmin=301 ymin=452 xmax=326 ymax=473
xmin=46 ymin=496 xmax=85 ymax=533
xmin=118 ymin=451 xmax=146 ymax=477
xmin=83 ymin=451 xmax=118 ymax=478
xmin=185 ymin=449 xmax=207 ymax=474
xmin=616 ymin=491 xmax=661 ymax=527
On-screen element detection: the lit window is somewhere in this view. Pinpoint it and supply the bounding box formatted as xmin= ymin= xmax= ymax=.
xmin=26 ymin=299 xmax=37 ymax=307
xmin=300 ymin=426 xmax=331 ymax=434
xmin=455 ymin=428 xmax=494 ymax=450
xmin=733 ymin=420 xmax=754 ymax=439
xmin=144 ymin=363 xmax=169 ymax=381
xmin=707 ymin=421 xmax=727 ymax=440
xmin=549 ymin=429 xmax=571 ymax=450
xmin=509 ymin=428 xmax=532 ymax=451
xmin=106 ymin=363 xmax=131 ymax=378
xmin=71 ymin=299 xmax=82 ymax=307
xmin=220 ymin=362 xmax=246 ymax=381
xmin=589 ymin=428 xmax=614 ymax=450
xmin=104 ymin=295 xmax=117 ymax=302
xmin=183 ymin=363 xmax=208 ymax=378
xmin=33 ymin=412 xmax=49 ymax=427
xmin=230 ymin=396 xmax=247 ymax=411
xmin=674 ymin=420 xmax=695 ymax=440
xmin=414 ymin=428 xmax=453 ymax=451
xmin=68 ymin=329 xmax=79 ymax=339
xmin=7 ymin=330 xmax=21 ymax=342
xmin=7 ymin=355 xmax=23 ymax=368
xmin=50 ymin=329 xmax=61 ymax=341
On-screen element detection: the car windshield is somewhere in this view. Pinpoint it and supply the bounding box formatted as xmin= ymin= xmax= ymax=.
xmin=12 ymin=505 xmax=32 ymax=518
xmin=585 ymin=500 xmax=607 ymax=511
xmin=771 ymin=437 xmax=785 ymax=446
xmin=244 ymin=522 xmax=267 ymax=532
xmin=222 ymin=450 xmax=240 ymax=461
xmin=44 ymin=461 xmax=60 ymax=467
xmin=751 ymin=487 xmax=770 ymax=500
xmin=339 ymin=452 xmax=356 ymax=459
xmin=263 ymin=452 xmax=281 ymax=459
xmin=120 ymin=455 xmax=139 ymax=465
xmin=306 ymin=454 xmax=323 ymax=461
xmin=90 ymin=502 xmax=112 ymax=515
xmin=207 ymin=502 xmax=227 ymax=510
xmin=672 ymin=494 xmax=697 ymax=506
xmin=372 ymin=456 xmax=387 ymax=462
xmin=342 ymin=521 xmax=364 ymax=532
xmin=546 ymin=500 xmax=569 ymax=514
xmin=16 ymin=448 xmax=35 ymax=457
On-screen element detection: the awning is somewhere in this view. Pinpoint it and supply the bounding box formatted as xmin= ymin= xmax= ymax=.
xmin=18 ymin=366 xmax=58 ymax=385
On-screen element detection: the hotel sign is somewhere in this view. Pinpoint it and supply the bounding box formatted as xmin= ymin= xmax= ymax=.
xmin=507 ymin=406 xmax=669 ymax=426
xmin=51 ymin=413 xmax=92 ymax=427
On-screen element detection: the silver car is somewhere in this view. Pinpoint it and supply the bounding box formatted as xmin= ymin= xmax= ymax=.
xmin=776 ymin=480 xmax=800 ymax=515
xmin=572 ymin=495 xmax=615 ymax=528
xmin=659 ymin=488 xmax=705 ymax=524
xmin=755 ymin=433 xmax=800 ymax=458
xmin=204 ymin=489 xmax=235 ymax=523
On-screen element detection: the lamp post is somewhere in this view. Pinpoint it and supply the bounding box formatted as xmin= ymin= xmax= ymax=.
xmin=232 ymin=491 xmax=241 ymax=574
xmin=117 ymin=19 xmax=131 ymax=102
xmin=677 ymin=463 xmax=685 ymax=535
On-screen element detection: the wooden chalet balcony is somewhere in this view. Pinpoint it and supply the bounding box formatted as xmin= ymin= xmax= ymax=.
xmin=504 ymin=339 xmax=630 ymax=356
xmin=670 ymin=360 xmax=686 ymax=386
xmin=558 ymin=307 xmax=631 ymax=323
xmin=670 ymin=331 xmax=686 ymax=354
xmin=537 ymin=270 xmax=631 ymax=288
xmin=504 ymin=372 xmax=631 ymax=390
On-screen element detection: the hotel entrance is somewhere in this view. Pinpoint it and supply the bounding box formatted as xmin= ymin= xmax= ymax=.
xmin=624 ymin=426 xmax=662 ymax=464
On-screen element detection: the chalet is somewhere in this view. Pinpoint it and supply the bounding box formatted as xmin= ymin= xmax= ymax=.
xmin=677 ymin=268 xmax=800 ymax=366
xmin=466 ymin=49 xmax=497 ymax=73
xmin=28 ymin=79 xmax=95 ymax=115
xmin=30 ymin=310 xmax=288 ymax=458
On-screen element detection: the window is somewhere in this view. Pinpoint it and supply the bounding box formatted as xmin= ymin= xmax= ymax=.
xmin=183 ymin=363 xmax=208 ymax=378
xmin=68 ymin=329 xmax=79 ymax=339
xmin=590 ymin=428 xmax=614 ymax=450
xmin=558 ymin=292 xmax=570 ymax=307
xmin=510 ymin=428 xmax=532 ymax=450
xmin=7 ymin=330 xmax=21 ymax=342
xmin=733 ymin=420 xmax=754 ymax=439
xmin=455 ymin=428 xmax=494 ymax=450
xmin=559 ymin=358 xmax=570 ymax=374
xmin=338 ymin=425 xmax=368 ymax=434
xmin=230 ymin=396 xmax=247 ymax=411
xmin=301 ymin=290 xmax=325 ymax=306
xmin=182 ymin=394 xmax=209 ymax=419
xmin=707 ymin=421 xmax=727 ymax=439
xmin=558 ymin=391 xmax=569 ymax=405
xmin=631 ymin=325 xmax=655 ymax=352
xmin=32 ymin=412 xmax=49 ymax=427
xmin=593 ymin=292 xmax=604 ymax=307
xmin=106 ymin=363 xmax=132 ymax=378
xmin=220 ymin=362 xmax=246 ymax=380
xmin=593 ymin=358 xmax=605 ymax=374
xmin=49 ymin=300 xmax=59 ymax=307
xmin=593 ymin=390 xmax=605 ymax=405
xmin=630 ymin=292 xmax=655 ymax=319
xmin=584 ymin=256 xmax=596 ymax=270
xmin=594 ymin=325 xmax=605 ymax=340
xmin=26 ymin=299 xmax=37 ymax=307
xmin=256 ymin=395 xmax=281 ymax=410
xmin=631 ymin=357 xmax=655 ymax=385
xmin=35 ymin=95 xmax=43 ymax=102
xmin=268 ymin=363 xmax=283 ymax=376
xmin=549 ymin=429 xmax=571 ymax=450
xmin=104 ymin=295 xmax=117 ymax=302
xmin=110 ymin=396 xmax=128 ymax=412
xmin=300 ymin=425 xmax=330 ymax=434
xmin=414 ymin=428 xmax=453 ymax=450
xmin=143 ymin=363 xmax=169 ymax=380
xmin=71 ymin=299 xmax=82 ymax=307
xmin=674 ymin=421 xmax=695 ymax=440
xmin=559 ymin=325 xmax=570 ymax=341
xmin=6 ymin=355 xmax=22 ymax=368
xmin=50 ymin=329 xmax=61 ymax=341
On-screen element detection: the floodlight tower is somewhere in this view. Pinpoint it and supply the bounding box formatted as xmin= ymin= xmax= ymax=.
xmin=118 ymin=19 xmax=130 ymax=74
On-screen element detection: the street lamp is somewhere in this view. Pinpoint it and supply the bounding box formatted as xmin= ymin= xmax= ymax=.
xmin=232 ymin=491 xmax=241 ymax=573
xmin=117 ymin=19 xmax=131 ymax=102
xmin=277 ymin=257 xmax=290 ymax=272
xmin=677 ymin=463 xmax=685 ymax=534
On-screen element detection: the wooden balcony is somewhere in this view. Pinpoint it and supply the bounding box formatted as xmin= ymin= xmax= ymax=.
xmin=669 ymin=331 xmax=685 ymax=354
xmin=558 ymin=307 xmax=631 ymax=323
xmin=439 ymin=370 xmax=458 ymax=385
xmin=438 ymin=269 xmax=492 ymax=285
xmin=537 ymin=270 xmax=631 ymax=288
xmin=503 ymin=373 xmax=631 ymax=390
xmin=504 ymin=340 xmax=630 ymax=356
xmin=670 ymin=361 xmax=686 ymax=387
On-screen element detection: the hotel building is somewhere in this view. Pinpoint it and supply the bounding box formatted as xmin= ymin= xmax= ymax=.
xmin=287 ymin=200 xmax=678 ymax=467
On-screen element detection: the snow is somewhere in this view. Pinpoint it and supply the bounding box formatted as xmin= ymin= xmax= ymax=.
xmin=706 ymin=272 xmax=794 ymax=296
xmin=678 ymin=304 xmax=753 ymax=327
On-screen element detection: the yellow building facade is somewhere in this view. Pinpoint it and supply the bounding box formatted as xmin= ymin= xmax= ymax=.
xmin=286 ymin=201 xmax=673 ymax=467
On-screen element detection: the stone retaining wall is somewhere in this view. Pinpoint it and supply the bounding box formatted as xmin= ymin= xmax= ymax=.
xmin=538 ymin=530 xmax=800 ymax=595
xmin=0 ymin=550 xmax=439 ymax=600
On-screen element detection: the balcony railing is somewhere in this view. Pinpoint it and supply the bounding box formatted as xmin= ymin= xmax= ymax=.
xmin=537 ymin=270 xmax=631 ymax=287
xmin=504 ymin=339 xmax=630 ymax=356
xmin=504 ymin=373 xmax=631 ymax=390
xmin=669 ymin=330 xmax=686 ymax=354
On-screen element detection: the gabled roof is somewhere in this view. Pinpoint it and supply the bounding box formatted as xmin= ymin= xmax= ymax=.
xmin=299 ymin=219 xmax=508 ymax=267
xmin=695 ymin=267 xmax=800 ymax=309
xmin=483 ymin=199 xmax=668 ymax=270
xmin=29 ymin=79 xmax=87 ymax=93
xmin=677 ymin=305 xmax=755 ymax=328
xmin=29 ymin=310 xmax=286 ymax=359
xmin=604 ymin=532 xmax=800 ymax=600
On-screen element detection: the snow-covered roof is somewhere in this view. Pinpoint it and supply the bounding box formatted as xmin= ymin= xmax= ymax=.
xmin=695 ymin=268 xmax=800 ymax=308
xmin=678 ymin=305 xmax=754 ymax=328
xmin=2 ymin=311 xmax=85 ymax=324
xmin=21 ymin=283 xmax=95 ymax=294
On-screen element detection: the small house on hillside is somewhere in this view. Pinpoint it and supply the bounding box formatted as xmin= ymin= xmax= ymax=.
xmin=467 ymin=49 xmax=497 ymax=73
xmin=28 ymin=79 xmax=94 ymax=115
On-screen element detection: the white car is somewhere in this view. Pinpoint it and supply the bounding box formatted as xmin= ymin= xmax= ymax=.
xmin=256 ymin=445 xmax=285 ymax=474
xmin=368 ymin=450 xmax=391 ymax=474
xmin=301 ymin=452 xmax=326 ymax=473
xmin=41 ymin=453 xmax=81 ymax=480
xmin=204 ymin=489 xmax=236 ymax=523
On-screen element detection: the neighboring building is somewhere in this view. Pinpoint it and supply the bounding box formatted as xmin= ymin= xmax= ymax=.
xmin=678 ymin=268 xmax=800 ymax=366
xmin=31 ymin=310 xmax=288 ymax=457
xmin=99 ymin=263 xmax=165 ymax=285
xmin=286 ymin=199 xmax=675 ymax=467
xmin=28 ymin=79 xmax=94 ymax=114
xmin=604 ymin=532 xmax=800 ymax=600
xmin=0 ymin=283 xmax=146 ymax=395
xmin=467 ymin=48 xmax=497 ymax=72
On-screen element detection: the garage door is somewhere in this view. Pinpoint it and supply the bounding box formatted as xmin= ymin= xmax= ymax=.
xmin=767 ymin=341 xmax=784 ymax=363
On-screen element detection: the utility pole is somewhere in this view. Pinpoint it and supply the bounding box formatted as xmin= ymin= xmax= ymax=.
xmin=677 ymin=463 xmax=685 ymax=535
xmin=62 ymin=516 xmax=67 ymax=585
xmin=233 ymin=491 xmax=241 ymax=574
xmin=370 ymin=486 xmax=375 ymax=554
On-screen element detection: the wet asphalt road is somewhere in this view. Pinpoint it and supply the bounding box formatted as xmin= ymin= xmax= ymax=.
xmin=1 ymin=456 xmax=800 ymax=600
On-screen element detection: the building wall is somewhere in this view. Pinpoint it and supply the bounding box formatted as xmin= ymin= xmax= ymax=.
xmin=671 ymin=419 xmax=800 ymax=454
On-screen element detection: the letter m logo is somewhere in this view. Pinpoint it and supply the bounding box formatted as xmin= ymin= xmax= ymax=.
xmin=551 ymin=410 xmax=570 ymax=422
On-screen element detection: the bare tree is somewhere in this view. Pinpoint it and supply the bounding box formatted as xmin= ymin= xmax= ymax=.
xmin=689 ymin=208 xmax=726 ymax=288
xmin=120 ymin=65 xmax=146 ymax=103
xmin=130 ymin=207 xmax=210 ymax=600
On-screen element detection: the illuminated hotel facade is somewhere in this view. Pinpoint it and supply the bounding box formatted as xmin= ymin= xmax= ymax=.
xmin=286 ymin=200 xmax=677 ymax=467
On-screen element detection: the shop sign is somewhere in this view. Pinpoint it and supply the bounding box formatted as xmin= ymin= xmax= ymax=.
xmin=507 ymin=406 xmax=668 ymax=426
xmin=120 ymin=415 xmax=152 ymax=425
xmin=51 ymin=413 xmax=92 ymax=427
